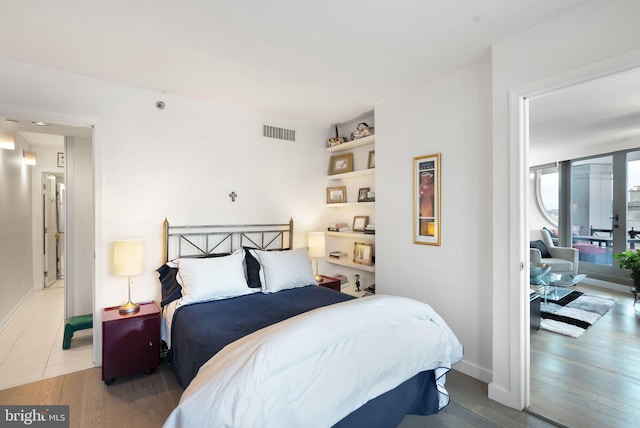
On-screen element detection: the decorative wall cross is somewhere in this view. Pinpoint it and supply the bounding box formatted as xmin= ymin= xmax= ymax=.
xmin=229 ymin=191 xmax=237 ymax=202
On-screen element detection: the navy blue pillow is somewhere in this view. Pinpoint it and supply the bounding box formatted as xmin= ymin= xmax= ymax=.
xmin=157 ymin=264 xmax=182 ymax=307
xmin=530 ymin=240 xmax=551 ymax=258
xmin=243 ymin=248 xmax=262 ymax=289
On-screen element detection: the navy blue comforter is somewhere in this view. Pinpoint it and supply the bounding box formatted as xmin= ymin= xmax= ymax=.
xmin=169 ymin=285 xmax=353 ymax=388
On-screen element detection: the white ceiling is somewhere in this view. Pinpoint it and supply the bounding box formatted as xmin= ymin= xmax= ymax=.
xmin=0 ymin=0 xmax=590 ymax=127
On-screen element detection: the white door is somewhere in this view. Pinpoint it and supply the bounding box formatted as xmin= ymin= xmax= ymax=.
xmin=43 ymin=174 xmax=58 ymax=287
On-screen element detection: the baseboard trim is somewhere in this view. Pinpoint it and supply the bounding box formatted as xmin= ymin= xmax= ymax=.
xmin=0 ymin=289 xmax=35 ymax=333
xmin=453 ymin=359 xmax=492 ymax=384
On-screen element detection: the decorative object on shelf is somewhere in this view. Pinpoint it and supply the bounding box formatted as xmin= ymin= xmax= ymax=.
xmin=307 ymin=232 xmax=326 ymax=282
xmin=355 ymin=274 xmax=361 ymax=291
xmin=328 ymin=153 xmax=354 ymax=175
xmin=353 ymin=242 xmax=373 ymax=266
xmin=358 ymin=187 xmax=370 ymax=202
xmin=413 ymin=153 xmax=441 ymax=246
xmin=329 ymin=251 xmax=347 ymax=259
xmin=368 ymin=150 xmax=375 ymax=169
xmin=326 ymin=186 xmax=347 ymax=204
xmin=57 ymin=152 xmax=65 ymax=167
xmin=328 ymin=125 xmax=346 ymax=147
xmin=364 ymin=224 xmax=376 ymax=235
xmin=350 ymin=123 xmax=374 ymax=140
xmin=353 ymin=215 xmax=369 ymax=232
xmin=113 ymin=239 xmax=144 ymax=314
xmin=327 ymin=223 xmax=349 ymax=231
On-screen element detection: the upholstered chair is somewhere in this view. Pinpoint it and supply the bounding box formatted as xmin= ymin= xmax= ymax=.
xmin=530 ymin=229 xmax=579 ymax=274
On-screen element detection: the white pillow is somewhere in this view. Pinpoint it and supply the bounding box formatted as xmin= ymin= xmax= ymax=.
xmin=254 ymin=247 xmax=316 ymax=293
xmin=177 ymin=250 xmax=255 ymax=305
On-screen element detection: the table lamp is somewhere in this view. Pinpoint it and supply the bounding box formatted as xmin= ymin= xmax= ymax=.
xmin=113 ymin=239 xmax=144 ymax=314
xmin=307 ymin=232 xmax=326 ymax=282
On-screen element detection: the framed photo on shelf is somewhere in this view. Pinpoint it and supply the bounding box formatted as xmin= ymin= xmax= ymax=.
xmin=368 ymin=150 xmax=375 ymax=169
xmin=326 ymin=186 xmax=347 ymax=204
xmin=353 ymin=242 xmax=373 ymax=266
xmin=357 ymin=187 xmax=370 ymax=202
xmin=328 ymin=153 xmax=354 ymax=175
xmin=353 ymin=215 xmax=369 ymax=232
xmin=413 ymin=153 xmax=441 ymax=246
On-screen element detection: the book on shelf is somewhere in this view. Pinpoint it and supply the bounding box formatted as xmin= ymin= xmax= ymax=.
xmin=364 ymin=224 xmax=376 ymax=235
xmin=332 ymin=274 xmax=349 ymax=289
xmin=329 ymin=251 xmax=348 ymax=259
xmin=328 ymin=223 xmax=349 ymax=232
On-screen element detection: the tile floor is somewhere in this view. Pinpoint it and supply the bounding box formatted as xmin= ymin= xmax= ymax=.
xmin=0 ymin=280 xmax=94 ymax=390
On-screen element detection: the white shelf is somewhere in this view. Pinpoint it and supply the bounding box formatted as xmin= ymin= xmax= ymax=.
xmin=326 ymin=135 xmax=375 ymax=152
xmin=326 ymin=258 xmax=375 ymax=273
xmin=326 ymin=168 xmax=374 ymax=181
xmin=326 ymin=231 xmax=375 ymax=240
xmin=326 ymin=202 xmax=374 ymax=208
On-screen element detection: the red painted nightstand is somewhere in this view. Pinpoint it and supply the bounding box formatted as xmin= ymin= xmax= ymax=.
xmin=317 ymin=275 xmax=341 ymax=292
xmin=102 ymin=301 xmax=161 ymax=385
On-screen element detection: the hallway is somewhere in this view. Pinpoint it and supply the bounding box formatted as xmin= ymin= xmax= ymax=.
xmin=0 ymin=281 xmax=93 ymax=390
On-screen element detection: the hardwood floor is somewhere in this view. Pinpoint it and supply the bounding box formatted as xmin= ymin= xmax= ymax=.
xmin=530 ymin=283 xmax=640 ymax=428
xmin=3 ymin=284 xmax=634 ymax=427
xmin=0 ymin=361 xmax=550 ymax=428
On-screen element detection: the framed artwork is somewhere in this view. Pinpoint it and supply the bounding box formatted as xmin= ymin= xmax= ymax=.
xmin=353 ymin=215 xmax=369 ymax=232
xmin=357 ymin=187 xmax=370 ymax=202
xmin=368 ymin=150 xmax=375 ymax=169
xmin=328 ymin=153 xmax=354 ymax=175
xmin=413 ymin=153 xmax=441 ymax=245
xmin=326 ymin=186 xmax=347 ymax=204
xmin=57 ymin=152 xmax=65 ymax=167
xmin=353 ymin=242 xmax=373 ymax=266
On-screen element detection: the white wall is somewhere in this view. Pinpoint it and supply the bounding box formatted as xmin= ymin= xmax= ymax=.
xmin=376 ymin=54 xmax=493 ymax=381
xmin=0 ymin=132 xmax=34 ymax=330
xmin=491 ymin=0 xmax=640 ymax=408
xmin=0 ymin=58 xmax=328 ymax=364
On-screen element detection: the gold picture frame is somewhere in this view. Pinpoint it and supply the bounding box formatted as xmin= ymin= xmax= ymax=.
xmin=357 ymin=187 xmax=370 ymax=202
xmin=353 ymin=215 xmax=369 ymax=232
xmin=368 ymin=150 xmax=375 ymax=169
xmin=326 ymin=186 xmax=347 ymax=204
xmin=413 ymin=153 xmax=441 ymax=246
xmin=328 ymin=153 xmax=354 ymax=175
xmin=353 ymin=242 xmax=373 ymax=266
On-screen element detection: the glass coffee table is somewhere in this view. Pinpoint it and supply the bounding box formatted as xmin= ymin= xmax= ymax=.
xmin=538 ymin=273 xmax=587 ymax=302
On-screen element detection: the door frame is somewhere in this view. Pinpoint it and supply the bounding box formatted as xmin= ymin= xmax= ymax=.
xmin=507 ymin=52 xmax=640 ymax=409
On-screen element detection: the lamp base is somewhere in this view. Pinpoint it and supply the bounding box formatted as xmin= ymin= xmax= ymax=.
xmin=119 ymin=300 xmax=140 ymax=315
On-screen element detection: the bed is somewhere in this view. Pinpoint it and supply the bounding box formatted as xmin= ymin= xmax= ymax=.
xmin=159 ymin=219 xmax=463 ymax=427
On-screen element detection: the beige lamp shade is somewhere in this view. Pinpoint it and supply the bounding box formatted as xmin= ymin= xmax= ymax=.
xmin=0 ymin=131 xmax=15 ymax=150
xmin=307 ymin=232 xmax=326 ymax=258
xmin=113 ymin=239 xmax=144 ymax=276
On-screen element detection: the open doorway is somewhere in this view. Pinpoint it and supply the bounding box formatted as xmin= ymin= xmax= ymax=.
xmin=524 ymin=68 xmax=640 ymax=424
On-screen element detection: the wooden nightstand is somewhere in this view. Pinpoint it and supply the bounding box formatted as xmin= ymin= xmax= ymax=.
xmin=102 ymin=301 xmax=161 ymax=385
xmin=317 ymin=275 xmax=341 ymax=292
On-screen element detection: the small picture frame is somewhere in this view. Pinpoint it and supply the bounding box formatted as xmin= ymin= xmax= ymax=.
xmin=57 ymin=152 xmax=65 ymax=168
xmin=326 ymin=186 xmax=347 ymax=204
xmin=328 ymin=153 xmax=354 ymax=175
xmin=368 ymin=150 xmax=375 ymax=169
xmin=353 ymin=242 xmax=373 ymax=266
xmin=358 ymin=187 xmax=370 ymax=202
xmin=353 ymin=215 xmax=369 ymax=232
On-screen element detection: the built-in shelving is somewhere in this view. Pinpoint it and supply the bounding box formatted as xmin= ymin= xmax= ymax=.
xmin=326 ymin=231 xmax=374 ymax=240
xmin=326 ymin=168 xmax=374 ymax=181
xmin=326 ymin=135 xmax=374 ymax=153
xmin=326 ymin=257 xmax=375 ymax=273
xmin=326 ymin=202 xmax=374 ymax=208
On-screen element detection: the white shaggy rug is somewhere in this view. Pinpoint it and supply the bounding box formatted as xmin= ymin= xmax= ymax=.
xmin=540 ymin=291 xmax=616 ymax=338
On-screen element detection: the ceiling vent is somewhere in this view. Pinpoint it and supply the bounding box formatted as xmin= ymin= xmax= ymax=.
xmin=263 ymin=124 xmax=295 ymax=142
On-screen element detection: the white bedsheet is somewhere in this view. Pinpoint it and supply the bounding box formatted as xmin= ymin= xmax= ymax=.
xmin=160 ymin=299 xmax=178 ymax=349
xmin=164 ymin=295 xmax=463 ymax=428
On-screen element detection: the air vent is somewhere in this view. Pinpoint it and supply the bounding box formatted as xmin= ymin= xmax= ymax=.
xmin=263 ymin=125 xmax=295 ymax=142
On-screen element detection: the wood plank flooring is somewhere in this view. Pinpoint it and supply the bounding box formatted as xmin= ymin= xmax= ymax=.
xmin=530 ymin=283 xmax=640 ymax=428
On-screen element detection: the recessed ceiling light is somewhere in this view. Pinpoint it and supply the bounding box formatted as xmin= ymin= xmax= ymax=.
xmin=31 ymin=121 xmax=49 ymax=126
